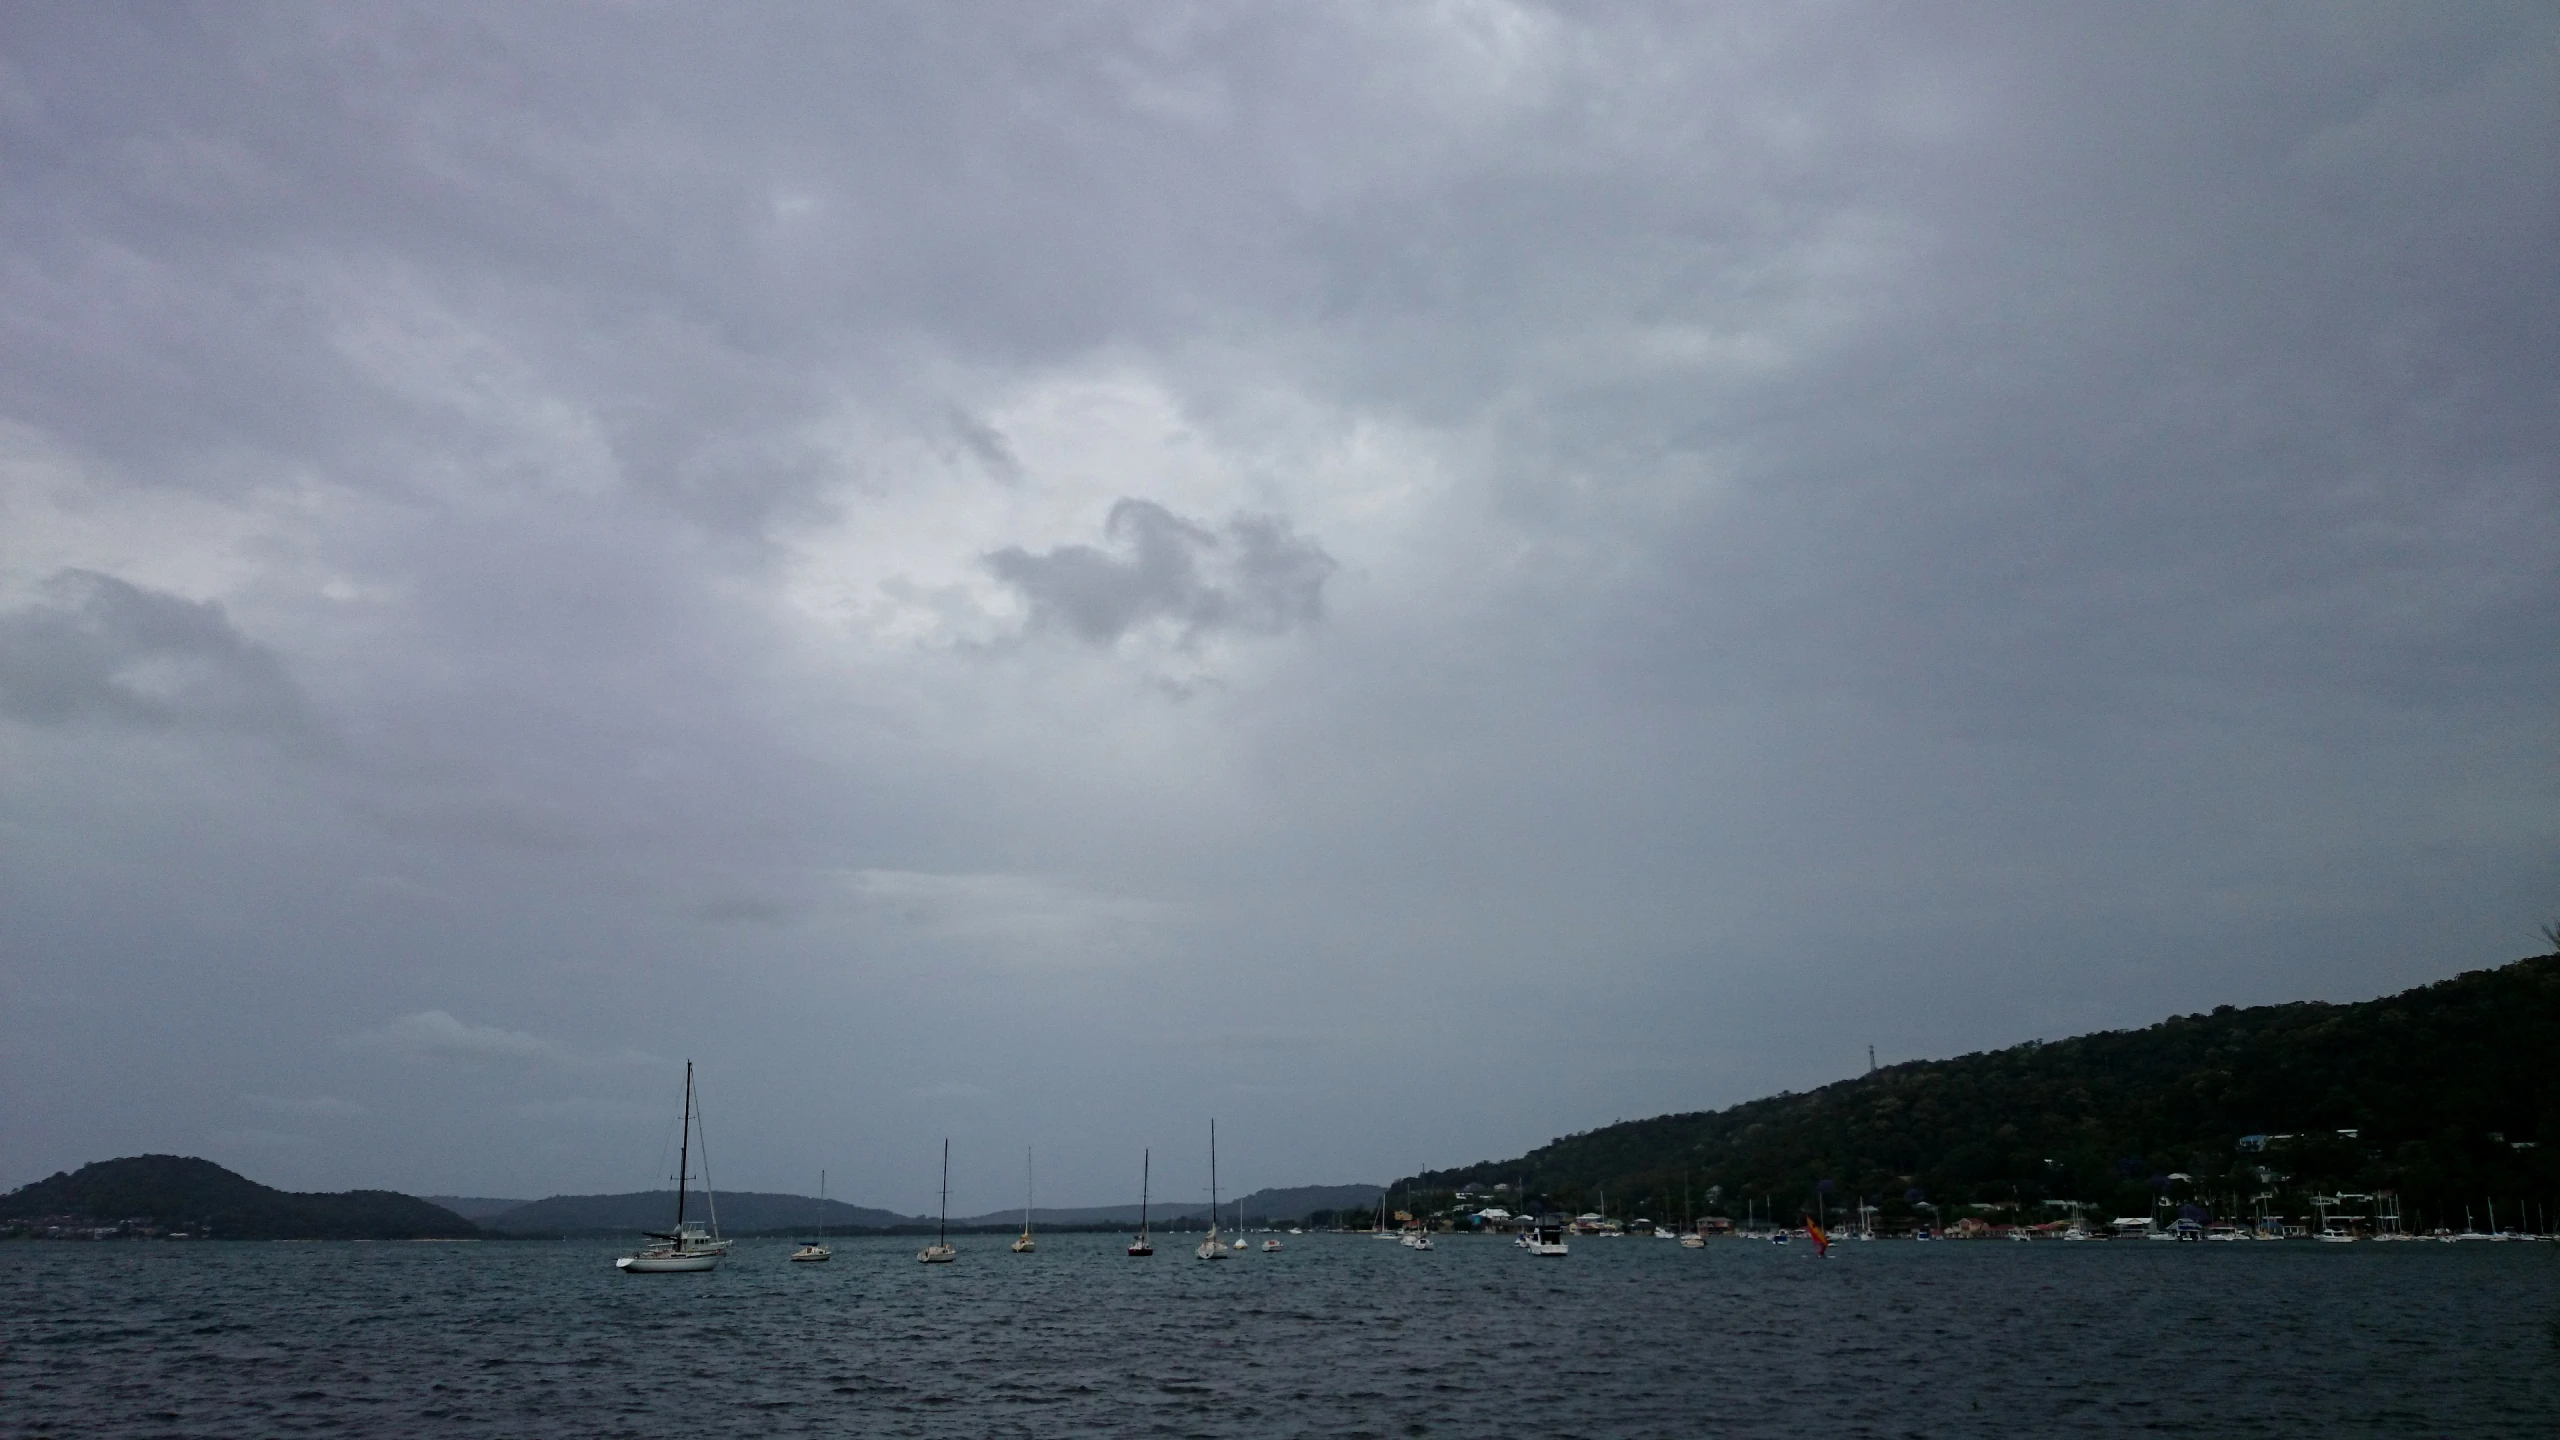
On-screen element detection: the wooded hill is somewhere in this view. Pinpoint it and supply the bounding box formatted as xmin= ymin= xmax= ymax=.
xmin=0 ymin=1155 xmax=480 ymax=1239
xmin=1398 ymin=953 xmax=2560 ymax=1232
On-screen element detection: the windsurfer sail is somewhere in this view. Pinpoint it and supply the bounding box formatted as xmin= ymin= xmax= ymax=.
xmin=1803 ymin=1215 xmax=1830 ymax=1258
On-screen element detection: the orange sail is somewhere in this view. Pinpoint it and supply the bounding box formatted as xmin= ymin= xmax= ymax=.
xmin=1803 ymin=1215 xmax=1830 ymax=1256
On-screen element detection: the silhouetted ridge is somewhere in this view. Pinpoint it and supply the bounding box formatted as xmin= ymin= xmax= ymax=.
xmin=1 ymin=1155 xmax=480 ymax=1239
xmin=1397 ymin=954 xmax=2560 ymax=1230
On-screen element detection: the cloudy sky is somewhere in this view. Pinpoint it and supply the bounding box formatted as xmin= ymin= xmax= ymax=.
xmin=3 ymin=3 xmax=2553 ymax=1213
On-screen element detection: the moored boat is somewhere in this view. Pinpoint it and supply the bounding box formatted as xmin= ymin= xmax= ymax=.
xmin=790 ymin=1169 xmax=833 ymax=1263
xmin=1196 ymin=1120 xmax=1230 ymax=1260
xmin=918 ymin=1139 xmax=956 ymax=1263
xmin=618 ymin=1062 xmax=731 ymax=1274
xmin=1010 ymin=1148 xmax=1036 ymax=1253
xmin=1128 ymin=1149 xmax=1154 ymax=1256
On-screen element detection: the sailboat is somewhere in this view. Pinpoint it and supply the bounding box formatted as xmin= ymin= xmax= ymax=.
xmin=917 ymin=1139 xmax=956 ymax=1263
xmin=1196 ymin=1120 xmax=1231 ymax=1260
xmin=1233 ymin=1196 xmax=1249 ymax=1250
xmin=617 ymin=1061 xmax=731 ymax=1273
xmin=1371 ymin=1188 xmax=1396 ymax=1239
xmin=790 ymin=1168 xmax=833 ymax=1262
xmin=1127 ymin=1149 xmax=1154 ymax=1256
xmin=1011 ymin=1148 xmax=1036 ymax=1253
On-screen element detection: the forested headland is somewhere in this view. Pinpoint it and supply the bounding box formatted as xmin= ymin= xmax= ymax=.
xmin=1 ymin=1155 xmax=480 ymax=1240
xmin=1395 ymin=953 xmax=2560 ymax=1233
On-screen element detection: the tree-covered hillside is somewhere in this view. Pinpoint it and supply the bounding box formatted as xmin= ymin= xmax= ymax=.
xmin=1402 ymin=954 xmax=2560 ymax=1232
xmin=1 ymin=1155 xmax=480 ymax=1239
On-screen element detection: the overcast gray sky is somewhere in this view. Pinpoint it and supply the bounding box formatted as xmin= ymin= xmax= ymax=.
xmin=2 ymin=2 xmax=2553 ymax=1215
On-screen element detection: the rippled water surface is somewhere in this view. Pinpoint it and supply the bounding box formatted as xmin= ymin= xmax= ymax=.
xmin=6 ymin=1233 xmax=2557 ymax=1437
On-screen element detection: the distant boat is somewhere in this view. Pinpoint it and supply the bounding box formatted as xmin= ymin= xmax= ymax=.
xmin=1127 ymin=1150 xmax=1154 ymax=1256
xmin=1524 ymin=1216 xmax=1568 ymax=1257
xmin=618 ymin=1061 xmax=731 ymax=1273
xmin=1196 ymin=1120 xmax=1230 ymax=1261
xmin=917 ymin=1139 xmax=956 ymax=1263
xmin=790 ymin=1168 xmax=832 ymax=1263
xmin=1010 ymin=1149 xmax=1036 ymax=1254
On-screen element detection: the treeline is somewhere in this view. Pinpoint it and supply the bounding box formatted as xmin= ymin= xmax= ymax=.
xmin=1396 ymin=953 xmax=2560 ymax=1230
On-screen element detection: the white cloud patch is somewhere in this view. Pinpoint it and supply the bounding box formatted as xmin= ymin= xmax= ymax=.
xmin=341 ymin=1010 xmax=658 ymax=1070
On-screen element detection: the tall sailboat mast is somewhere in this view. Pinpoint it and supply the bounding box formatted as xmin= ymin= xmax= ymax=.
xmin=617 ymin=1060 xmax=731 ymax=1272
xmin=1012 ymin=1147 xmax=1037 ymax=1252
xmin=674 ymin=1061 xmax=692 ymax=1230
xmin=1125 ymin=1146 xmax=1151 ymax=1255
xmin=1196 ymin=1120 xmax=1232 ymax=1259
xmin=916 ymin=1138 xmax=958 ymax=1262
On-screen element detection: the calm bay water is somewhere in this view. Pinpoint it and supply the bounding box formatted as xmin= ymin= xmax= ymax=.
xmin=5 ymin=1232 xmax=2556 ymax=1437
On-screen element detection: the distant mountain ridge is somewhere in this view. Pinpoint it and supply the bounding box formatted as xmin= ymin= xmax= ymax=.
xmin=1393 ymin=953 xmax=2560 ymax=1231
xmin=484 ymin=1190 xmax=918 ymax=1234
xmin=479 ymin=1182 xmax=1387 ymax=1233
xmin=423 ymin=1195 xmax=531 ymax=1221
xmin=949 ymin=1184 xmax=1385 ymax=1230
xmin=1 ymin=1156 xmax=479 ymax=1239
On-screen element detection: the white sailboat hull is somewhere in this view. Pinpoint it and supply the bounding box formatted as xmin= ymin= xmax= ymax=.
xmin=618 ymin=1251 xmax=721 ymax=1273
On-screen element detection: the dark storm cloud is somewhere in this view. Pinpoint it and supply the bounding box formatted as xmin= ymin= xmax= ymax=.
xmin=0 ymin=569 xmax=311 ymax=735
xmin=986 ymin=499 xmax=1336 ymax=646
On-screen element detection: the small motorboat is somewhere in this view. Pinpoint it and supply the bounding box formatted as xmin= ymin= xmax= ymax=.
xmin=1261 ymin=1238 xmax=1281 ymax=1252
